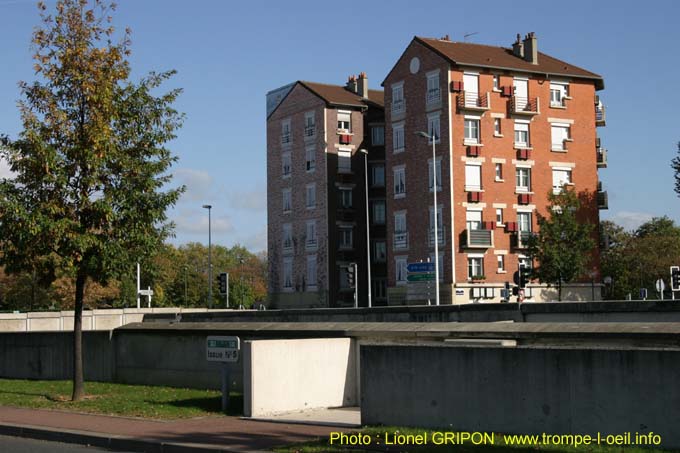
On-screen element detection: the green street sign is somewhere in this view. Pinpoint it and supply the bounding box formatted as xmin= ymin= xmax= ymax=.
xmin=407 ymin=273 xmax=435 ymax=282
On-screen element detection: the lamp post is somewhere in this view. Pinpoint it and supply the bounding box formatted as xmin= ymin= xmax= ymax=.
xmin=359 ymin=148 xmax=372 ymax=308
xmin=415 ymin=131 xmax=440 ymax=306
xmin=202 ymin=204 xmax=213 ymax=309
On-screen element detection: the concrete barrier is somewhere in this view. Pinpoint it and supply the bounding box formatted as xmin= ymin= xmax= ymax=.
xmin=243 ymin=338 xmax=357 ymax=417
xmin=360 ymin=344 xmax=680 ymax=448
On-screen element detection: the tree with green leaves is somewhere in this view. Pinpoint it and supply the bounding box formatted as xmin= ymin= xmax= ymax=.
xmin=526 ymin=187 xmax=596 ymax=301
xmin=0 ymin=0 xmax=184 ymax=400
xmin=672 ymin=141 xmax=680 ymax=197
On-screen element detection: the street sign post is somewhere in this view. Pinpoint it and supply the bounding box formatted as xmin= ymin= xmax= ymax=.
xmin=207 ymin=336 xmax=240 ymax=413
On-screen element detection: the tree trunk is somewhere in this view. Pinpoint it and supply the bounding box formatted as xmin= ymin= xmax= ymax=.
xmin=71 ymin=269 xmax=86 ymax=401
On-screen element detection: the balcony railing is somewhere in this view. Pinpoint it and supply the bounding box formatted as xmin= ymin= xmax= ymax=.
xmin=465 ymin=228 xmax=493 ymax=248
xmin=429 ymin=226 xmax=446 ymax=247
xmin=457 ymin=91 xmax=490 ymax=111
xmin=391 ymin=99 xmax=405 ymax=115
xmin=306 ymin=238 xmax=317 ymax=250
xmin=596 ymin=104 xmax=606 ymax=126
xmin=282 ymin=240 xmax=293 ymax=253
xmin=551 ymin=139 xmax=570 ymax=152
xmin=511 ymin=96 xmax=540 ymax=115
xmin=514 ymin=231 xmax=534 ymax=249
xmin=304 ymin=125 xmax=316 ymax=138
xmin=597 ymin=148 xmax=607 ymax=168
xmin=426 ymin=88 xmax=441 ymax=104
xmin=281 ymin=132 xmax=291 ymax=145
xmin=597 ymin=190 xmax=608 ymax=210
xmin=393 ymin=231 xmax=409 ymax=250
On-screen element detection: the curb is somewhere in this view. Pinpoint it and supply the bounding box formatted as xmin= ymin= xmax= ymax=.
xmin=0 ymin=422 xmax=259 ymax=453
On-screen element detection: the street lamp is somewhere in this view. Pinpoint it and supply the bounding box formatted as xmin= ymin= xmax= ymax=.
xmin=202 ymin=204 xmax=213 ymax=309
xmin=359 ymin=148 xmax=372 ymax=308
xmin=415 ymin=130 xmax=440 ymax=306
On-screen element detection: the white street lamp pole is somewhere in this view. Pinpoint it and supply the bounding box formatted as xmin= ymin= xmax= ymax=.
xmin=360 ymin=149 xmax=372 ymax=308
xmin=202 ymin=204 xmax=213 ymax=309
xmin=416 ymin=131 xmax=440 ymax=306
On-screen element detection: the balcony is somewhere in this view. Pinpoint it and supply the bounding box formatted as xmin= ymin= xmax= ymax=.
xmin=511 ymin=96 xmax=540 ymax=115
xmin=516 ymin=148 xmax=531 ymax=160
xmin=338 ymin=133 xmax=352 ymax=145
xmin=465 ymin=228 xmax=493 ymax=248
xmin=304 ymin=125 xmax=316 ymax=139
xmin=597 ymin=148 xmax=607 ymax=168
xmin=551 ymin=139 xmax=571 ymax=152
xmin=282 ymin=240 xmax=293 ymax=254
xmin=281 ymin=132 xmax=291 ymax=146
xmin=391 ymin=99 xmax=405 ymax=115
xmin=428 ymin=226 xmax=446 ymax=247
xmin=518 ymin=193 xmax=533 ymax=205
xmin=393 ymin=231 xmax=409 ymax=250
xmin=595 ymin=104 xmax=606 ymax=127
xmin=597 ymin=190 xmax=608 ymax=210
xmin=426 ymin=88 xmax=441 ymax=105
xmin=457 ymin=91 xmax=490 ymax=111
xmin=513 ymin=231 xmax=534 ymax=249
xmin=305 ymin=238 xmax=318 ymax=250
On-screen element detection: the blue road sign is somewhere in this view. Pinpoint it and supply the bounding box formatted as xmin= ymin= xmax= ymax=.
xmin=407 ymin=262 xmax=435 ymax=273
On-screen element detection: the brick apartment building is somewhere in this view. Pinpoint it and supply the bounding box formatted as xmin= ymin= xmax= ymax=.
xmin=266 ymin=32 xmax=607 ymax=306
xmin=383 ymin=33 xmax=606 ymax=304
xmin=266 ymin=75 xmax=386 ymax=308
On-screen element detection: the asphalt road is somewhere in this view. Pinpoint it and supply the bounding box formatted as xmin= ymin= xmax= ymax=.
xmin=0 ymin=435 xmax=135 ymax=452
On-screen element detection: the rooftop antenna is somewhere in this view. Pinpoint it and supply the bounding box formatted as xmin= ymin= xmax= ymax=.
xmin=464 ymin=32 xmax=479 ymax=42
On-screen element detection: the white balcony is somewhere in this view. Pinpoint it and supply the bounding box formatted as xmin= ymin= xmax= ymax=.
xmin=429 ymin=226 xmax=446 ymax=247
xmin=393 ymin=231 xmax=409 ymax=250
xmin=465 ymin=229 xmax=493 ymax=248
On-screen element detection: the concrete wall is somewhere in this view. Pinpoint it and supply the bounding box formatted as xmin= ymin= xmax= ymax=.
xmin=244 ymin=338 xmax=357 ymax=417
xmin=0 ymin=308 xmax=224 ymax=332
xmin=0 ymin=331 xmax=114 ymax=382
xmin=361 ymin=344 xmax=680 ymax=448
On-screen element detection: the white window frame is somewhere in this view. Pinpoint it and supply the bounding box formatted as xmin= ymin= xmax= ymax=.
xmin=394 ymin=211 xmax=407 ymax=233
xmin=371 ymin=125 xmax=385 ymax=146
xmin=466 ymin=209 xmax=483 ymax=231
xmin=282 ymin=152 xmax=291 ymax=178
xmin=514 ymin=121 xmax=530 ymax=148
xmin=495 ymin=163 xmax=503 ymax=181
xmin=426 ymin=70 xmax=441 ymax=104
xmin=464 ymin=118 xmax=480 ymax=144
xmin=306 ymin=220 xmax=317 ymax=250
xmin=283 ymin=257 xmax=293 ymax=290
xmin=306 ymin=255 xmax=317 ymax=290
xmin=395 ymin=256 xmax=408 ymax=285
xmin=497 ymin=255 xmax=505 ymax=272
xmin=496 ymin=208 xmax=503 ymax=226
xmin=282 ymin=188 xmax=292 ymax=213
xmin=551 ymin=123 xmax=571 ymax=151
xmin=391 ymin=82 xmax=405 ymax=114
xmin=427 ymin=113 xmax=441 ymax=144
xmin=305 ymin=146 xmax=316 ymax=172
xmin=393 ymin=165 xmax=406 ymax=198
xmin=550 ymin=82 xmax=569 ymax=107
xmin=518 ymin=212 xmax=533 ymax=232
xmin=337 ymin=110 xmax=351 ymax=132
xmin=465 ymin=163 xmax=482 ymax=192
xmin=428 ymin=157 xmax=443 ymax=192
xmin=467 ymin=255 xmax=484 ymax=279
xmin=516 ymin=166 xmax=531 ymax=192
xmin=393 ymin=122 xmax=405 ymax=153
xmin=494 ymin=118 xmax=502 ymax=136
xmin=305 ymin=183 xmax=316 ymax=209
xmin=282 ymin=224 xmax=293 ymax=252
xmin=281 ymin=118 xmax=292 ymax=146
xmin=304 ymin=111 xmax=316 ymax=139
xmin=552 ymin=167 xmax=573 ymax=194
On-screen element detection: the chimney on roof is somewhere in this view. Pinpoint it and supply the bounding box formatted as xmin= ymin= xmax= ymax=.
xmin=357 ymin=72 xmax=369 ymax=98
xmin=441 ymin=34 xmax=450 ymax=41
xmin=522 ymin=32 xmax=538 ymax=64
xmin=346 ymin=75 xmax=358 ymax=94
xmin=512 ymin=33 xmax=524 ymax=58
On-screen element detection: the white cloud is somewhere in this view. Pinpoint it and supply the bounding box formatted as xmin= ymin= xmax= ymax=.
xmin=174 ymin=212 xmax=233 ymax=235
xmin=239 ymin=227 xmax=267 ymax=252
xmin=607 ymin=211 xmax=654 ymax=232
xmin=0 ymin=157 xmax=15 ymax=179
xmin=174 ymin=168 xmax=213 ymax=202
xmin=227 ymin=189 xmax=266 ymax=211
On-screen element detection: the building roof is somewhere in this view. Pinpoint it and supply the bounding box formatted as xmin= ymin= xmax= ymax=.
xmin=385 ymin=36 xmax=604 ymax=90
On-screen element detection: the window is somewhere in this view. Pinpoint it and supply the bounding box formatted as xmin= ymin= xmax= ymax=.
xmin=465 ymin=164 xmax=482 ymax=191
xmin=304 ymin=111 xmax=316 ymax=138
xmin=393 ymin=166 xmax=406 ymax=198
xmin=282 ymin=152 xmax=291 ymax=177
xmin=339 ymin=226 xmax=353 ymax=249
xmin=393 ymin=123 xmax=405 ymax=152
xmin=396 ymin=257 xmax=408 ymax=284
xmin=337 ymin=111 xmax=351 ymax=131
xmin=426 ymin=72 xmax=440 ymax=104
xmin=392 ymin=83 xmax=405 ymax=114
xmin=514 ymin=122 xmax=530 ymax=147
xmin=371 ymin=164 xmax=385 ymax=187
xmin=373 ymin=241 xmax=387 ymax=263
xmin=497 ymin=255 xmax=505 ymax=272
xmin=552 ymin=168 xmax=573 ymax=193
xmin=339 ymin=188 xmax=352 ymax=209
xmin=464 ymin=119 xmax=480 ymax=144
xmin=371 ymin=126 xmax=385 ymax=145
xmin=283 ymin=257 xmax=293 ymax=289
xmin=428 ymin=158 xmax=442 ymax=192
xmin=372 ymin=279 xmax=387 ymax=300
xmin=466 ymin=210 xmax=482 ymax=230
xmin=550 ymin=82 xmax=568 ymax=107
xmin=493 ymin=75 xmax=499 ymax=90
xmin=282 ymin=188 xmax=292 ymax=213
xmin=338 ymin=149 xmax=351 ymax=173
xmin=468 ymin=256 xmax=484 ymax=279
xmin=282 ymin=224 xmax=293 ymax=251
xmin=372 ymin=200 xmax=386 ymax=225
xmin=551 ymin=124 xmax=570 ymax=151
xmin=306 ymin=255 xmax=317 ymax=289
xmin=428 ymin=114 xmax=441 ymax=144
xmin=306 ymin=220 xmax=317 ymax=249
xmin=518 ymin=212 xmax=532 ymax=232
xmin=281 ymin=119 xmax=291 ymax=145
xmin=429 ymin=205 xmax=444 ymax=246
xmin=495 ymin=163 xmax=503 ymax=181
xmin=395 ymin=212 xmax=407 ymax=233
xmin=305 ymin=147 xmax=316 ymax=172
xmin=428 ymin=253 xmax=445 ymax=282
xmin=496 ymin=208 xmax=503 ymax=225
xmin=305 ymin=183 xmax=316 ymax=209
xmin=494 ymin=118 xmax=502 ymax=136
xmin=516 ymin=167 xmax=531 ymax=192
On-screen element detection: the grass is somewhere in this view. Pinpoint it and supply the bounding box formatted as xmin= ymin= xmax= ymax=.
xmin=0 ymin=378 xmax=241 ymax=419
xmin=274 ymin=426 xmax=677 ymax=453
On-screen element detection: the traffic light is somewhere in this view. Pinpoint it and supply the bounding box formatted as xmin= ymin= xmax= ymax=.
xmin=518 ymin=265 xmax=528 ymax=289
xmin=218 ymin=272 xmax=228 ymax=295
xmin=672 ymin=267 xmax=680 ymax=292
xmin=346 ymin=264 xmax=356 ymax=288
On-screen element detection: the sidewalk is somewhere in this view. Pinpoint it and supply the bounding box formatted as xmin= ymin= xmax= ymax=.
xmin=0 ymin=405 xmax=350 ymax=452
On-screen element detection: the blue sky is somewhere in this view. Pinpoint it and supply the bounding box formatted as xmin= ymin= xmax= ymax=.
xmin=1 ymin=0 xmax=679 ymax=252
